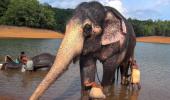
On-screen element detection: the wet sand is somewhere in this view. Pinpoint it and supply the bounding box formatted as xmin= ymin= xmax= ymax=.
xmin=0 ymin=25 xmax=64 ymax=39
xmin=0 ymin=25 xmax=170 ymax=44
xmin=137 ymin=36 xmax=170 ymax=44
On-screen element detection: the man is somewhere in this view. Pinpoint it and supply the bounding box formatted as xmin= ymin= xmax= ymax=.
xmin=19 ymin=51 xmax=28 ymax=64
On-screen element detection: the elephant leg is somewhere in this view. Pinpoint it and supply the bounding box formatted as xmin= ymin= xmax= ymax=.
xmin=80 ymin=55 xmax=97 ymax=90
xmin=120 ymin=64 xmax=125 ymax=84
xmin=120 ymin=62 xmax=130 ymax=85
xmin=101 ymin=55 xmax=119 ymax=86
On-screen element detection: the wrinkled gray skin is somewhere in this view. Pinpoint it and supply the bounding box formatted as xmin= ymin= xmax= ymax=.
xmin=30 ymin=1 xmax=136 ymax=99
xmin=1 ymin=53 xmax=55 ymax=71
xmin=118 ymin=57 xmax=134 ymax=85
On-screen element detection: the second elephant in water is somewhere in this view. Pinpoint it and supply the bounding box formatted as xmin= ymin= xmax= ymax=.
xmin=30 ymin=1 xmax=136 ymax=99
xmin=1 ymin=53 xmax=55 ymax=71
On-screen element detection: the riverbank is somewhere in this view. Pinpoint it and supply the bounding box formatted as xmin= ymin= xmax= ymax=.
xmin=0 ymin=26 xmax=170 ymax=44
xmin=137 ymin=36 xmax=170 ymax=44
xmin=0 ymin=25 xmax=64 ymax=39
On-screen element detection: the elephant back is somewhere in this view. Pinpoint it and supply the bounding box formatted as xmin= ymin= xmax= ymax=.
xmin=31 ymin=53 xmax=55 ymax=69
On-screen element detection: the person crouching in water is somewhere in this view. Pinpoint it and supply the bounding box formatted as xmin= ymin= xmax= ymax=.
xmin=19 ymin=51 xmax=33 ymax=72
xmin=19 ymin=51 xmax=28 ymax=65
xmin=130 ymin=59 xmax=141 ymax=90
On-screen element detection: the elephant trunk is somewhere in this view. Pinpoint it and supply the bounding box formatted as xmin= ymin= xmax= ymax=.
xmin=30 ymin=20 xmax=84 ymax=100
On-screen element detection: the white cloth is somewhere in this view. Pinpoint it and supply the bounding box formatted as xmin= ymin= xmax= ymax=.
xmin=89 ymin=87 xmax=106 ymax=99
xmin=26 ymin=60 xmax=34 ymax=70
xmin=21 ymin=60 xmax=34 ymax=72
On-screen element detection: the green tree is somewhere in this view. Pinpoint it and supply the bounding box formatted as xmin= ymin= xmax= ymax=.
xmin=0 ymin=0 xmax=55 ymax=29
xmin=128 ymin=18 xmax=170 ymax=37
xmin=53 ymin=8 xmax=73 ymax=32
xmin=0 ymin=0 xmax=10 ymax=17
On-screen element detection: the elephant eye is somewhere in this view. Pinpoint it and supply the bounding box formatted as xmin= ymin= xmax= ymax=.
xmin=83 ymin=24 xmax=92 ymax=38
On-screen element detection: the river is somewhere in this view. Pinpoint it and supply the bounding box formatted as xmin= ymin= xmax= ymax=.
xmin=0 ymin=39 xmax=169 ymax=100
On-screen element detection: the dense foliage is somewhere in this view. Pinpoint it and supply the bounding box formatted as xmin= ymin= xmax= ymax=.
xmin=52 ymin=8 xmax=73 ymax=32
xmin=0 ymin=0 xmax=169 ymax=36
xmin=0 ymin=0 xmax=73 ymax=32
xmin=128 ymin=18 xmax=170 ymax=37
xmin=0 ymin=0 xmax=10 ymax=17
xmin=0 ymin=0 xmax=56 ymax=29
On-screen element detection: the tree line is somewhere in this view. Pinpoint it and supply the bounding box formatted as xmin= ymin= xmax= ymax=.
xmin=0 ymin=0 xmax=169 ymax=36
xmin=128 ymin=18 xmax=170 ymax=37
xmin=0 ymin=0 xmax=73 ymax=33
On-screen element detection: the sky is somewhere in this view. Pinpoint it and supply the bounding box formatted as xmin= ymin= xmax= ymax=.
xmin=39 ymin=0 xmax=170 ymax=20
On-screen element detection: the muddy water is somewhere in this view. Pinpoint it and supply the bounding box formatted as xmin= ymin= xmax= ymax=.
xmin=0 ymin=39 xmax=170 ymax=100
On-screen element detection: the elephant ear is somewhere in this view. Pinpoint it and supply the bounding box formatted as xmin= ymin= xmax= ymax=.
xmin=101 ymin=11 xmax=127 ymax=45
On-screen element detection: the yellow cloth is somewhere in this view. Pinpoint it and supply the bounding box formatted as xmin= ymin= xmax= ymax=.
xmin=131 ymin=69 xmax=140 ymax=83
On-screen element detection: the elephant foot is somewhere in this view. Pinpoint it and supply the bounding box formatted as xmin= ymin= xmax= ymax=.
xmin=89 ymin=83 xmax=106 ymax=99
xmin=121 ymin=75 xmax=131 ymax=86
xmin=102 ymin=85 xmax=113 ymax=97
xmin=131 ymin=83 xmax=141 ymax=90
xmin=84 ymin=81 xmax=106 ymax=99
xmin=89 ymin=87 xmax=106 ymax=99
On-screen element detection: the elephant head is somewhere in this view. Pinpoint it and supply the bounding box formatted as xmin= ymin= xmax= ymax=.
xmin=30 ymin=1 xmax=129 ymax=99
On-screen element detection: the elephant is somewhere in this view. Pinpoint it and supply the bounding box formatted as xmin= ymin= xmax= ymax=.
xmin=118 ymin=57 xmax=134 ymax=85
xmin=30 ymin=1 xmax=136 ymax=99
xmin=0 ymin=53 xmax=55 ymax=71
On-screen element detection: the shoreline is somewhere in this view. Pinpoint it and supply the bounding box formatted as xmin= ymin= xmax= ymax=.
xmin=136 ymin=36 xmax=170 ymax=44
xmin=0 ymin=25 xmax=64 ymax=39
xmin=0 ymin=25 xmax=170 ymax=44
